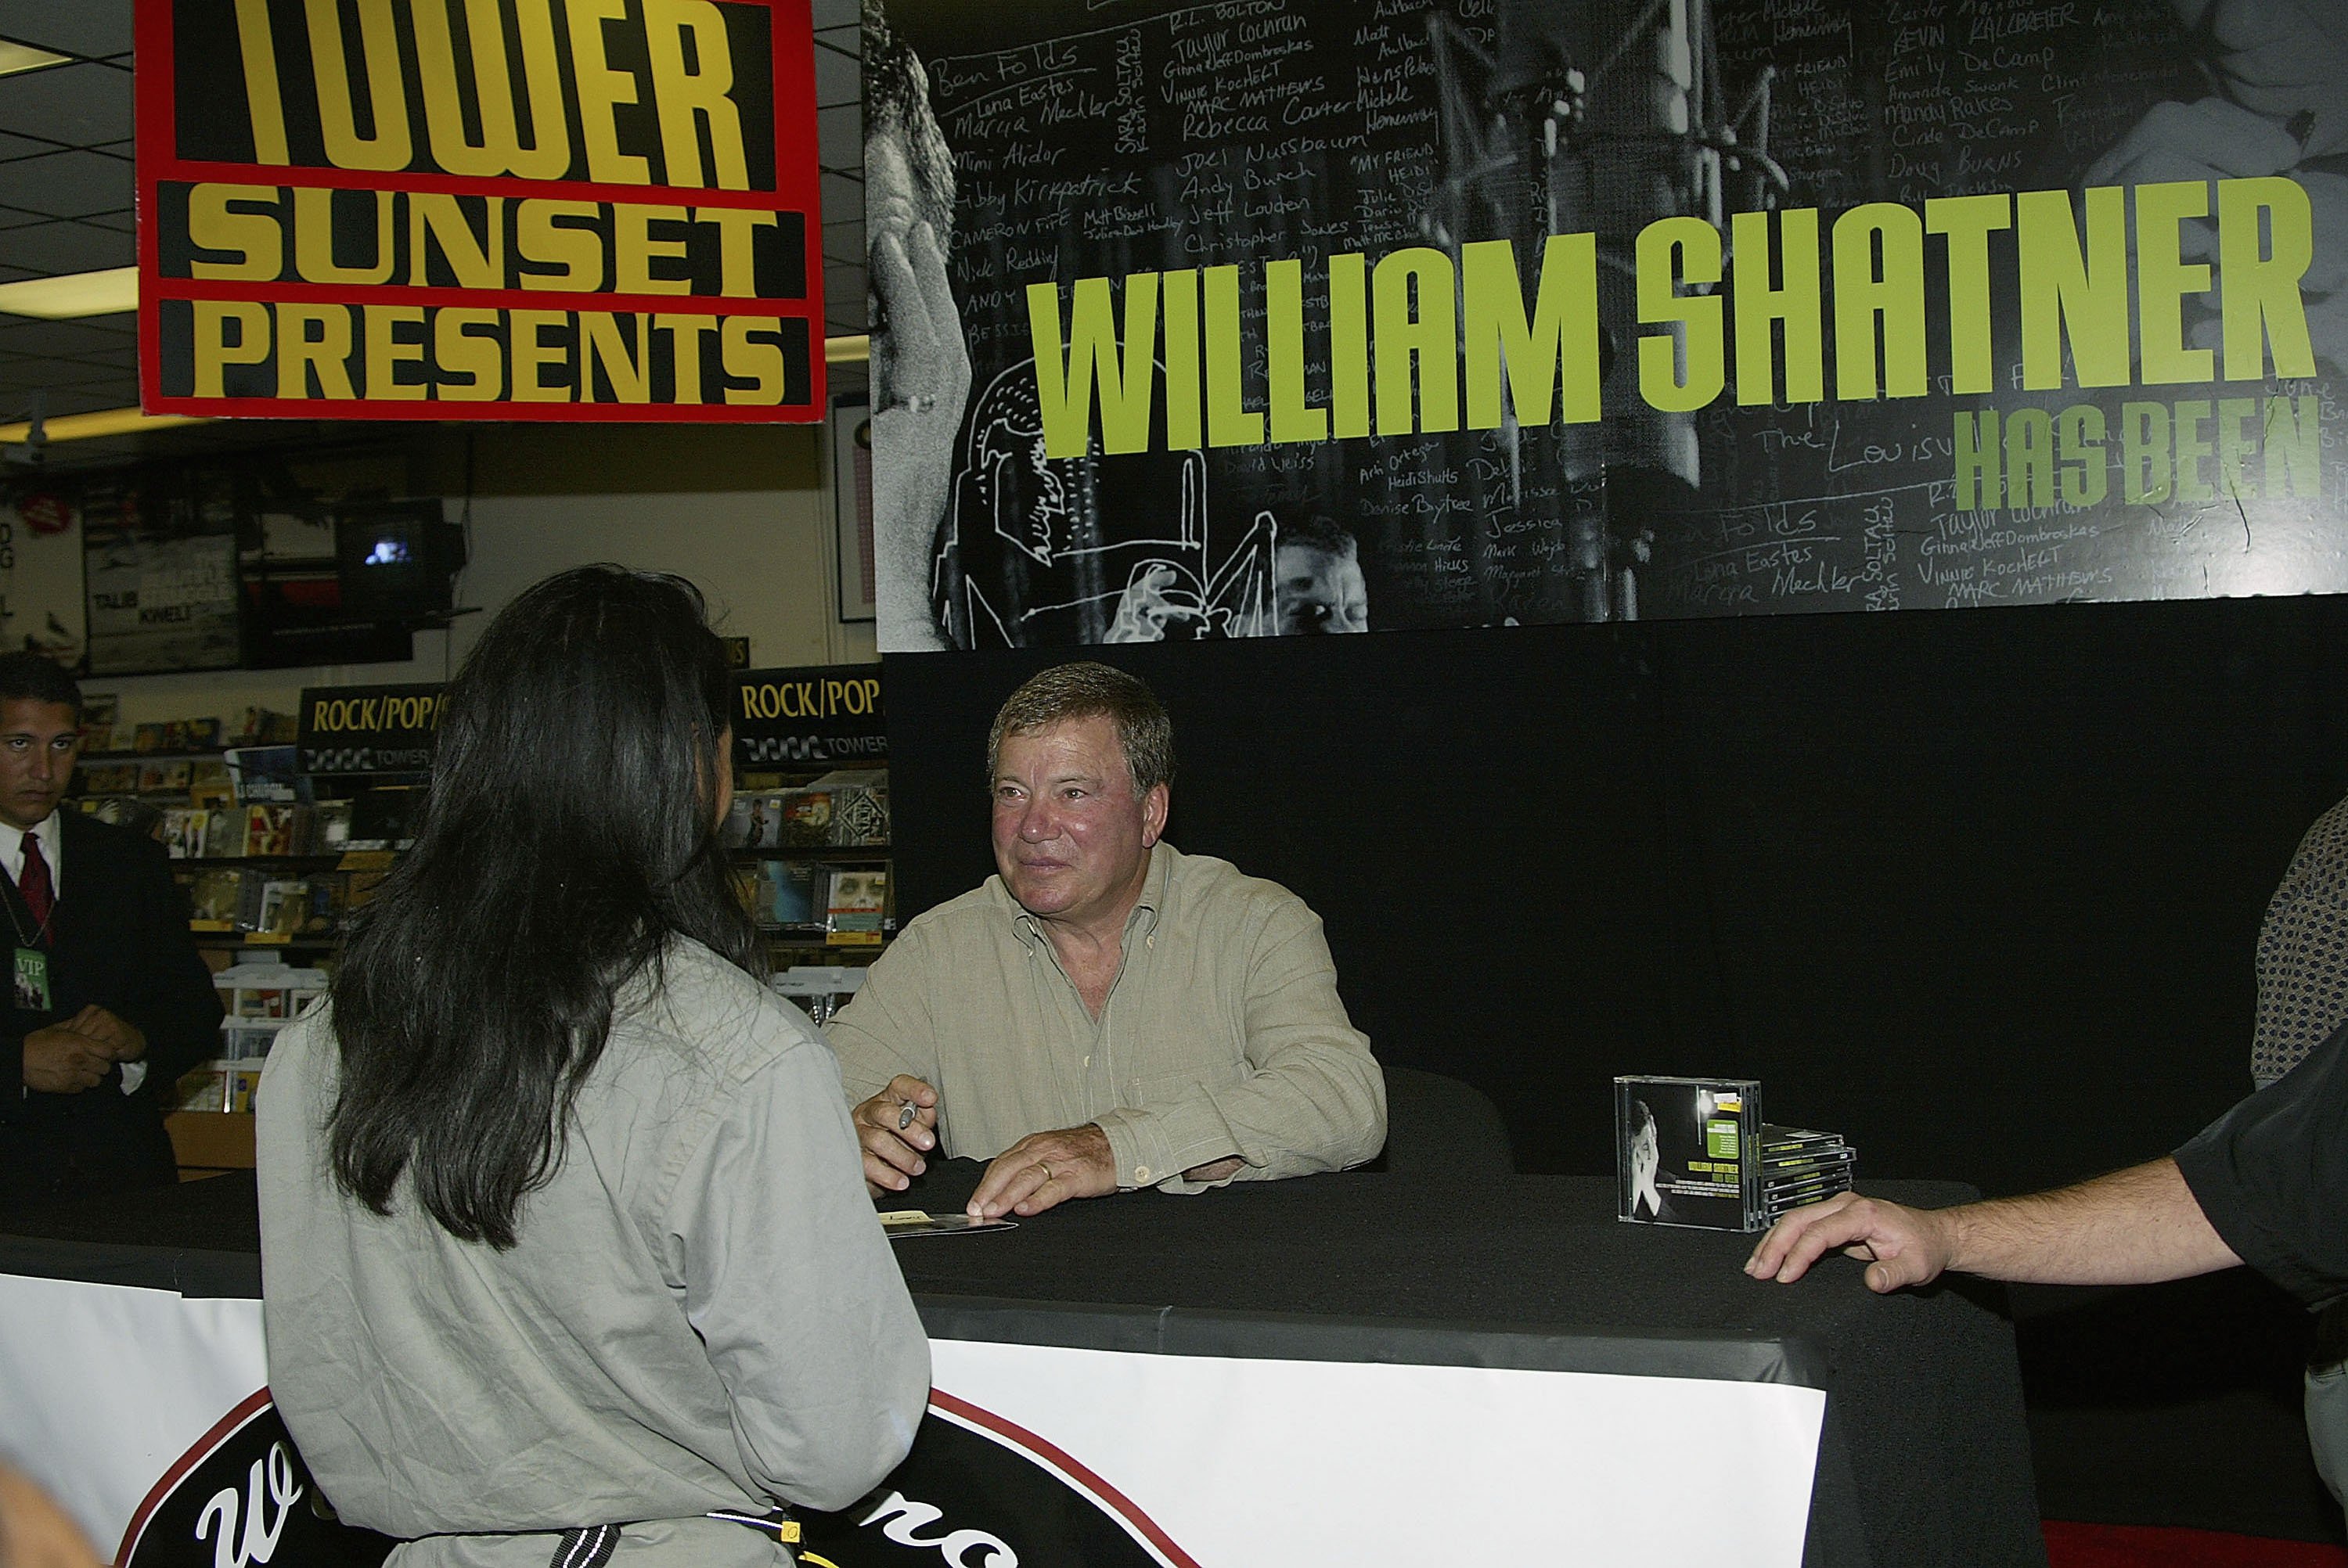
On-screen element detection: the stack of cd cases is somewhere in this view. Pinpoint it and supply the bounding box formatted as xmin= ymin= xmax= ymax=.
xmin=1615 ymin=1076 xmax=1857 ymax=1233
xmin=1757 ymin=1124 xmax=1856 ymax=1226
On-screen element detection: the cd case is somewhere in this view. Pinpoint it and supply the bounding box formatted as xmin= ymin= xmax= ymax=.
xmin=1615 ymin=1076 xmax=1765 ymax=1232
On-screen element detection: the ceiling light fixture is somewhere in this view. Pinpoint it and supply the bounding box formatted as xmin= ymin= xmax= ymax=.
xmin=0 ymin=406 xmax=207 ymax=444
xmin=0 ymin=267 xmax=139 ymax=319
xmin=0 ymin=42 xmax=70 ymax=77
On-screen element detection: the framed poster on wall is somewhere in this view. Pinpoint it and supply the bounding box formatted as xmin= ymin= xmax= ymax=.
xmin=81 ymin=472 xmax=239 ymax=676
xmin=834 ymin=394 xmax=876 ymax=623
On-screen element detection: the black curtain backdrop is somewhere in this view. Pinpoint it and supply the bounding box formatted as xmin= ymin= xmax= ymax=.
xmin=884 ymin=594 xmax=2348 ymax=1198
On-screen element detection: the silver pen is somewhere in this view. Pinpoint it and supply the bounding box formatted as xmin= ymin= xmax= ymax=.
xmin=897 ymin=1099 xmax=920 ymax=1131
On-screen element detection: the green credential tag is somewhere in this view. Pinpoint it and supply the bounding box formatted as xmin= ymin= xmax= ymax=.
xmin=13 ymin=947 xmax=49 ymax=1012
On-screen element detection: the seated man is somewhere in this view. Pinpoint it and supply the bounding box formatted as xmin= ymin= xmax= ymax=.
xmin=829 ymin=661 xmax=1385 ymax=1220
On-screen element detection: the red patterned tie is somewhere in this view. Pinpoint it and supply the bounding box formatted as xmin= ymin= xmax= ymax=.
xmin=19 ymin=830 xmax=53 ymax=932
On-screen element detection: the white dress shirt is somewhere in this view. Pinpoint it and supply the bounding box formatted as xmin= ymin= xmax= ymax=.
xmin=0 ymin=811 xmax=63 ymax=903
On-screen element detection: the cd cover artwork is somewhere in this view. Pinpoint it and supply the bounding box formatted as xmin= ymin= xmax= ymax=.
xmin=1615 ymin=1077 xmax=1763 ymax=1232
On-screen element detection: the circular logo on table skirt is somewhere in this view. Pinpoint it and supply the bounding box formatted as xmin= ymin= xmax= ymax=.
xmin=116 ymin=1391 xmax=395 ymax=1568
xmin=798 ymin=1393 xmax=1195 ymax=1568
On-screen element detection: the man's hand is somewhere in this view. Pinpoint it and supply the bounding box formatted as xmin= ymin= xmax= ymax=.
xmin=1745 ymin=1190 xmax=1959 ymax=1293
xmin=0 ymin=1462 xmax=104 ymax=1568
xmin=22 ymin=1026 xmax=112 ymax=1094
xmin=853 ymin=1075 xmax=939 ymax=1196
xmin=64 ymin=1005 xmax=144 ymax=1063
xmin=969 ymin=1124 xmax=1117 ymax=1220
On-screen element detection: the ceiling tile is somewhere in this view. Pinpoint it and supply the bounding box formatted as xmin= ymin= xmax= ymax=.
xmin=820 ymin=170 xmax=863 ymax=216
xmin=0 ymin=147 xmax=132 ymax=218
xmin=0 ymin=131 xmax=56 ymax=161
xmin=810 ymin=0 xmax=858 ymax=31
xmin=0 ymin=318 xmax=137 ymax=356
xmin=0 ymin=59 xmax=130 ymax=146
xmin=814 ymin=38 xmax=859 ymax=106
xmin=823 ymin=218 xmax=865 ymax=264
xmin=0 ymin=355 xmax=124 ymax=392
xmin=0 ymin=218 xmax=132 ymax=273
xmin=817 ymin=103 xmax=862 ymax=171
xmin=39 ymin=382 xmax=132 ymax=418
xmin=0 ymin=2 xmax=135 ymax=60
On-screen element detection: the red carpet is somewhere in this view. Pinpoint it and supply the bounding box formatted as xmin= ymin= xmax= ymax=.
xmin=2046 ymin=1521 xmax=2348 ymax=1566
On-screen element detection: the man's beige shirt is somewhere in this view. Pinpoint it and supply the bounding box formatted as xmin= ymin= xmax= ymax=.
xmin=827 ymin=842 xmax=1385 ymax=1190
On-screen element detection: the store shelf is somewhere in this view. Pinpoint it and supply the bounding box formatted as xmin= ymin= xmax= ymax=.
xmin=166 ymin=1110 xmax=255 ymax=1174
xmin=79 ymin=750 xmax=230 ymax=765
xmin=728 ymin=845 xmax=891 ymax=859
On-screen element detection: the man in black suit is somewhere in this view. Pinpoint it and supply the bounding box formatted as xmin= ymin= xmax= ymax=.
xmin=0 ymin=654 xmax=222 ymax=1213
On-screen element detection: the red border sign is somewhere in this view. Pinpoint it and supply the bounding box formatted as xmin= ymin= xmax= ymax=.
xmin=135 ymin=0 xmax=824 ymax=423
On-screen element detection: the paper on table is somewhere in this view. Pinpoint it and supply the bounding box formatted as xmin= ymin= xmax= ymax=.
xmin=877 ymin=1210 xmax=1018 ymax=1239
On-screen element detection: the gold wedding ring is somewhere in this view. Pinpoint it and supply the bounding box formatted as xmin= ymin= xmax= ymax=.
xmin=1038 ymin=1162 xmax=1054 ymax=1182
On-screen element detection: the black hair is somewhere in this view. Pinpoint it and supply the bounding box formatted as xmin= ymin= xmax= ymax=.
xmin=0 ymin=652 xmax=82 ymax=718
xmin=1277 ymin=514 xmax=1358 ymax=559
xmin=325 ymin=566 xmax=761 ymax=1248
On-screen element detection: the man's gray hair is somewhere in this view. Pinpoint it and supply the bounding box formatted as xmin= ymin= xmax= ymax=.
xmin=987 ymin=662 xmax=1174 ymax=796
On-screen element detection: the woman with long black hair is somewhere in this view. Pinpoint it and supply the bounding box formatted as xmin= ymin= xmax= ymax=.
xmin=257 ymin=566 xmax=928 ymax=1566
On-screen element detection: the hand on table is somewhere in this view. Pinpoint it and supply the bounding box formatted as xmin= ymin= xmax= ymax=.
xmin=853 ymin=1074 xmax=938 ymax=1197
xmin=1745 ymin=1190 xmax=1959 ymax=1293
xmin=969 ymin=1124 xmax=1116 ymax=1220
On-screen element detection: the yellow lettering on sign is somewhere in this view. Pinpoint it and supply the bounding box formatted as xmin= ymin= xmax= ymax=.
xmin=510 ymin=310 xmax=572 ymax=401
xmin=643 ymin=0 xmax=749 ymax=189
xmin=580 ymin=312 xmax=650 ymax=402
xmin=566 ymin=0 xmax=653 ymax=185
xmin=434 ymin=308 xmax=504 ymax=400
xmin=412 ymin=0 xmax=571 ymax=180
xmin=657 ymin=313 xmax=716 ymax=401
xmin=304 ymin=0 xmax=412 ymax=171
xmin=230 ymin=0 xmax=290 ymax=164
xmin=365 ymin=305 xmax=427 ymax=400
xmin=697 ymin=207 xmax=776 ymax=296
xmin=721 ymin=315 xmax=783 ymax=405
xmin=517 ymin=200 xmax=606 ymax=292
xmin=187 ymin=184 xmax=283 ymax=281
xmin=615 ymin=205 xmax=692 ymax=295
xmin=409 ymin=193 xmax=503 ymax=290
xmin=193 ymin=301 xmax=271 ymax=397
xmin=293 ymin=187 xmax=395 ymax=286
xmin=277 ymin=304 xmax=355 ymax=399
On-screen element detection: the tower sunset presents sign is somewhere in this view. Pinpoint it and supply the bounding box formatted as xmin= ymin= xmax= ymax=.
xmin=135 ymin=0 xmax=824 ymax=423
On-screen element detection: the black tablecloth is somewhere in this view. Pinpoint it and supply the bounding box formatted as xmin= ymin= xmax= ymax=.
xmin=0 ymin=1167 xmax=2045 ymax=1568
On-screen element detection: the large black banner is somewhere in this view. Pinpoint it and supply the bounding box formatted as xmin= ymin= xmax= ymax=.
xmin=866 ymin=0 xmax=2346 ymax=649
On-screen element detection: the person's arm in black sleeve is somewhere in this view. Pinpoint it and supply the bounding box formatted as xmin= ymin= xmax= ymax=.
xmin=109 ymin=838 xmax=222 ymax=1095
xmin=2173 ymin=1018 xmax=2348 ymax=1307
